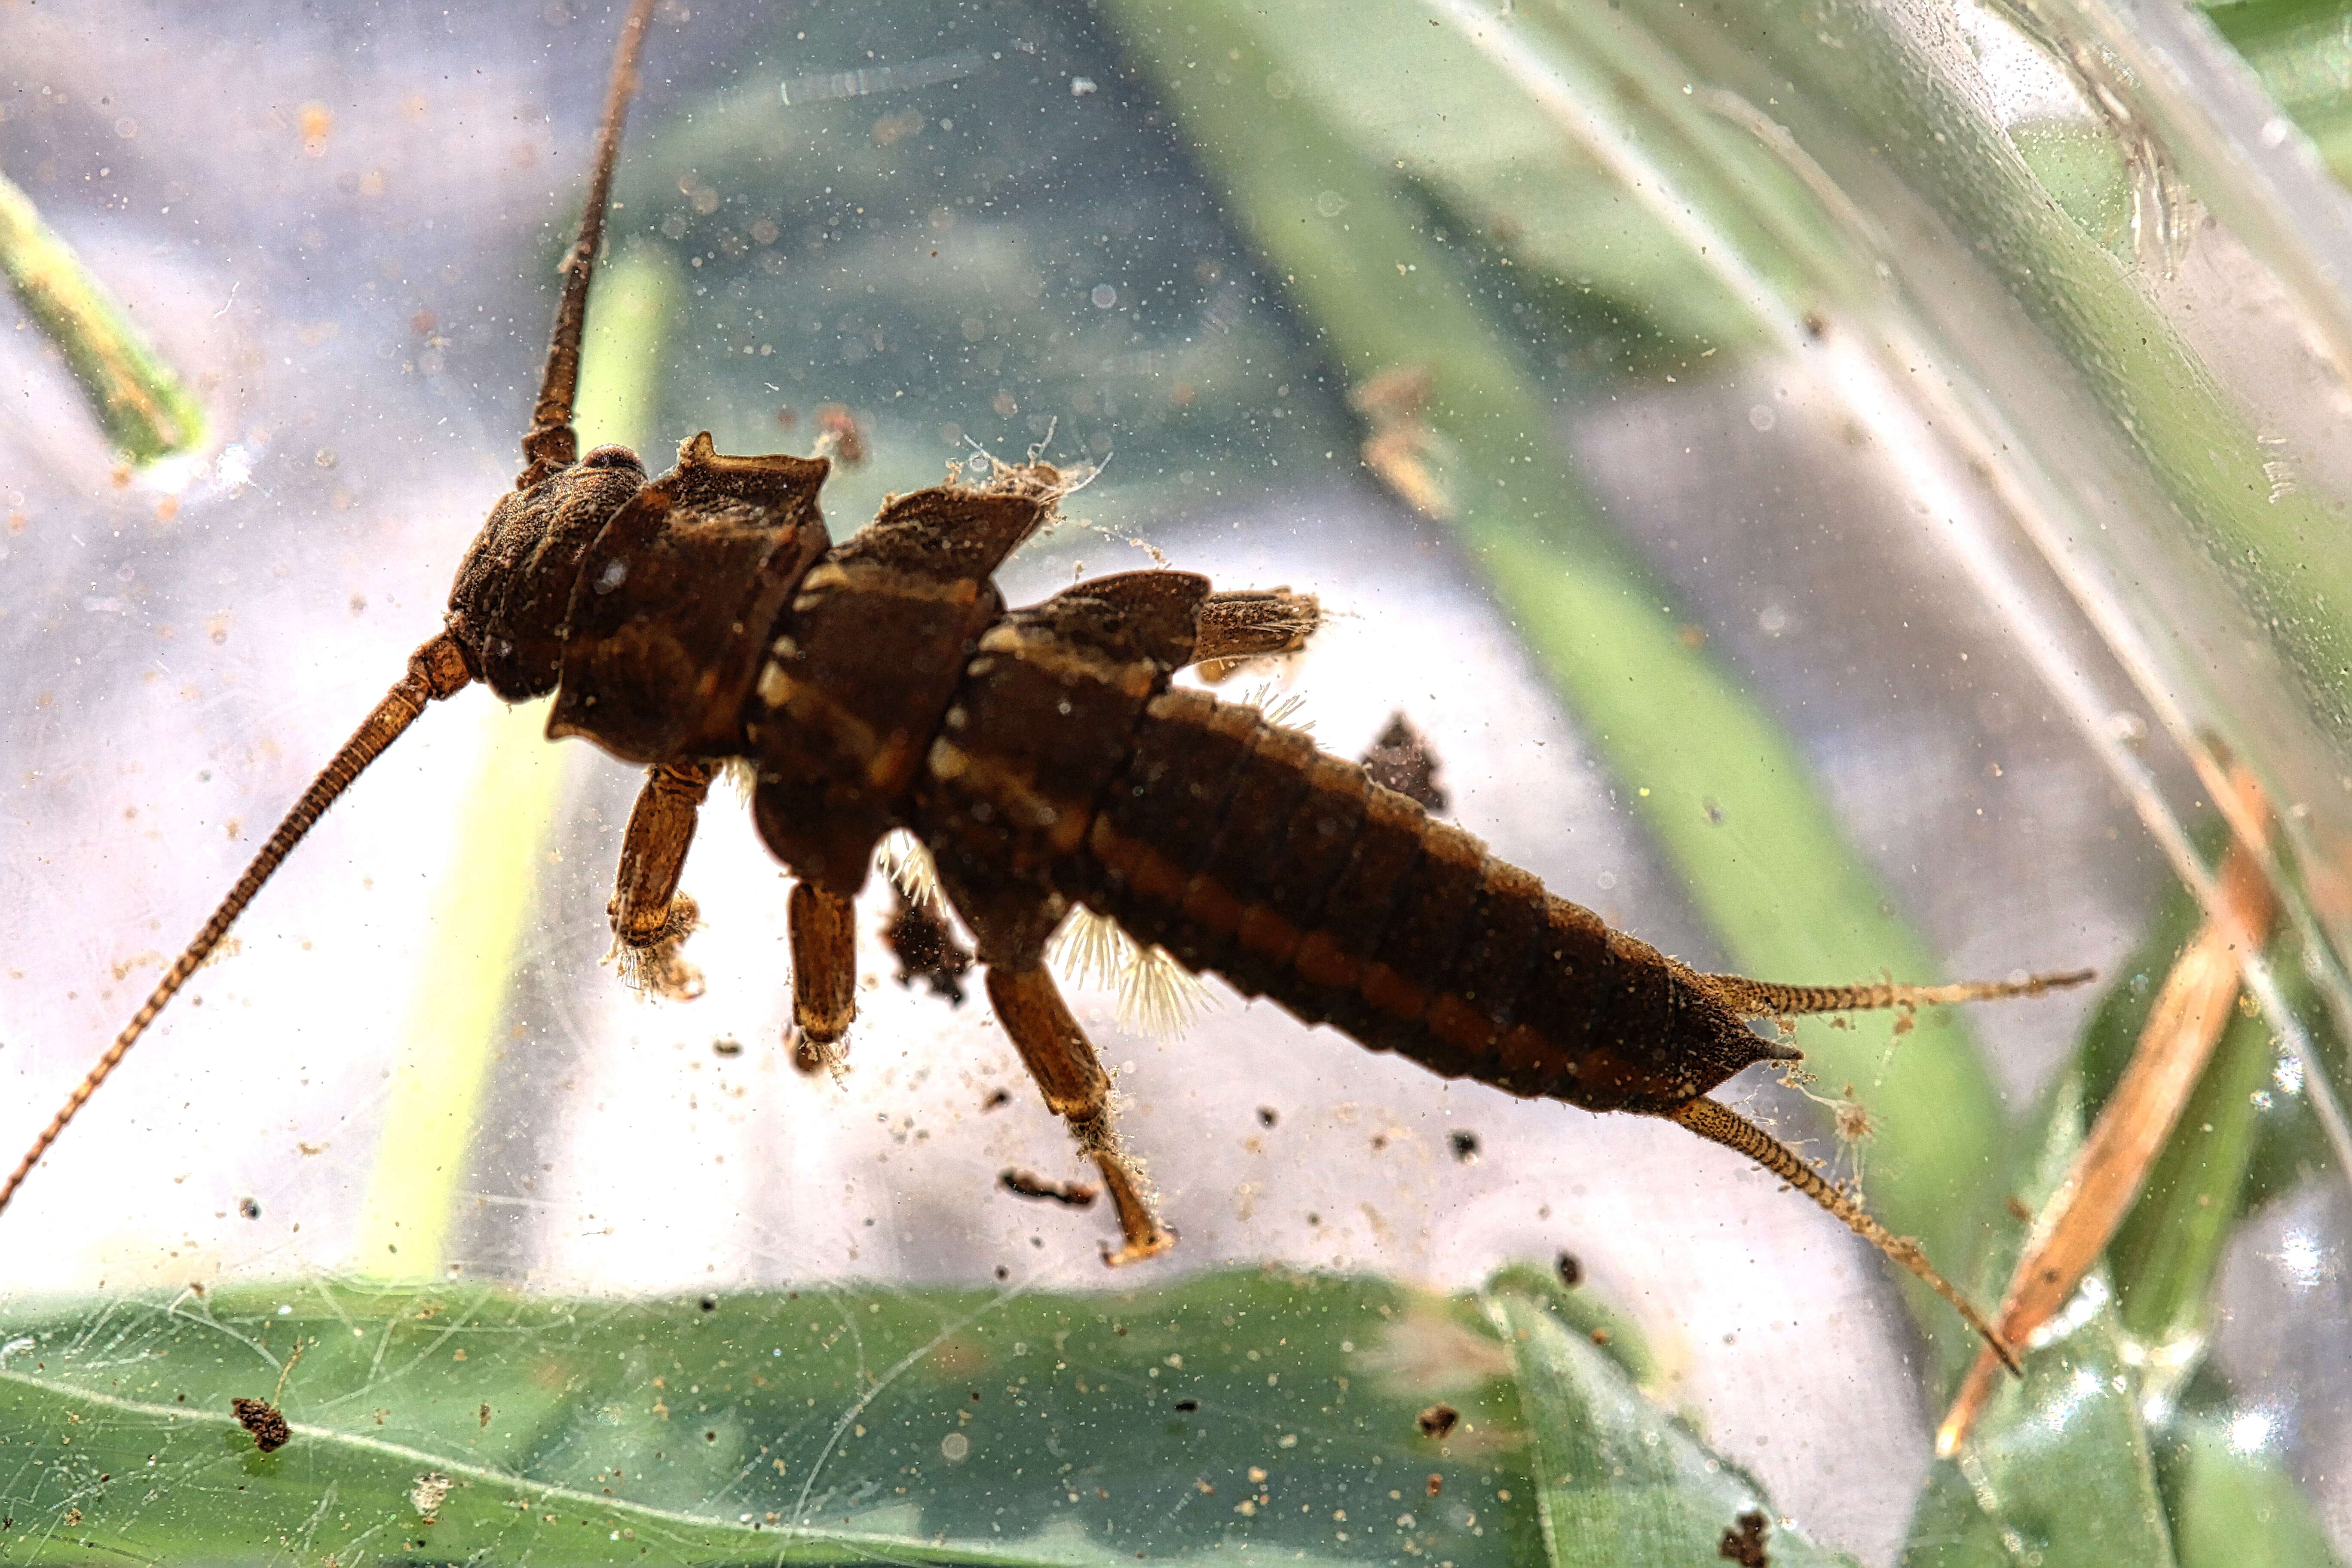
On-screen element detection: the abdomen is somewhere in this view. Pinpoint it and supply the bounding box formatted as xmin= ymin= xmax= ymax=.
xmin=1067 ymin=689 xmax=1781 ymax=1114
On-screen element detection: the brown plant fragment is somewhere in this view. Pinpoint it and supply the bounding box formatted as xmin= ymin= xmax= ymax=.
xmin=813 ymin=403 xmax=867 ymax=467
xmin=1415 ymin=1403 xmax=1459 ymax=1440
xmin=410 ymin=1471 xmax=453 ymax=1524
xmin=1719 ymin=1508 xmax=1770 ymax=1567
xmin=998 ymin=1168 xmax=1099 ymax=1209
xmin=1936 ymin=764 xmax=2275 ymax=1456
xmin=1361 ymin=714 xmax=1448 ymax=814
xmin=1350 ymin=365 xmax=1452 ymax=519
xmin=232 ymin=1397 xmax=290 ymax=1453
xmin=883 ymin=884 xmax=973 ymax=1003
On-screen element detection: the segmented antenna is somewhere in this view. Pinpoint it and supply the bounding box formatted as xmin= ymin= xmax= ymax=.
xmin=1669 ymin=1096 xmax=2021 ymax=1375
xmin=517 ymin=0 xmax=662 ymax=488
xmin=1706 ymin=968 xmax=2095 ymax=1019
xmin=0 ymin=634 xmax=474 ymax=1220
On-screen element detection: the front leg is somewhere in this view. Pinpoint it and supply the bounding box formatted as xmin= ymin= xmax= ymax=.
xmin=608 ymin=760 xmax=714 ymax=1001
xmin=986 ymin=962 xmax=1175 ymax=1266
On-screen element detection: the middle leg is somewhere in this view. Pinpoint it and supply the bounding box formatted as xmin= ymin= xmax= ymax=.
xmin=788 ymin=882 xmax=859 ymax=1072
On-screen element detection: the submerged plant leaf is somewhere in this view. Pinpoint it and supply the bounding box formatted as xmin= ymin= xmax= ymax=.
xmin=0 ymin=169 xmax=207 ymax=463
xmin=1479 ymin=1269 xmax=1854 ymax=1567
xmin=2204 ymin=0 xmax=2352 ymax=187
xmin=0 ymin=1269 xmax=1844 ymax=1568
xmin=1903 ymin=1075 xmax=2178 ymax=1567
xmin=2155 ymin=1414 xmax=2347 ymax=1568
xmin=0 ymin=1267 xmax=1855 ymax=1566
xmin=1903 ymin=1296 xmax=2177 ymax=1568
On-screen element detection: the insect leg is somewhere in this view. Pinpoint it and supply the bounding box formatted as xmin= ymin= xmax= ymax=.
xmin=606 ymin=760 xmax=714 ymax=1001
xmin=1189 ymin=588 xmax=1320 ymax=679
xmin=984 ymin=963 xmax=1175 ymax=1266
xmin=787 ymin=882 xmax=858 ymax=1072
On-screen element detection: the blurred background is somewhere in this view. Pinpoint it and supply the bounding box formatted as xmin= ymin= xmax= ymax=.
xmin=4 ymin=0 xmax=2351 ymax=1560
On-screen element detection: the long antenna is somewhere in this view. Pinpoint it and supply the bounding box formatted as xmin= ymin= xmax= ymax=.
xmin=1669 ymin=1095 xmax=2021 ymax=1375
xmin=517 ymin=0 xmax=662 ymax=488
xmin=0 ymin=634 xmax=474 ymax=1220
xmin=6 ymin=3 xmax=661 ymax=1218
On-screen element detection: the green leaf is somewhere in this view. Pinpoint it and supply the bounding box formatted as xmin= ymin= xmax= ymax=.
xmin=2156 ymin=1415 xmax=2348 ymax=1568
xmin=2204 ymin=0 xmax=2352 ymax=185
xmin=1167 ymin=0 xmax=1765 ymax=367
xmin=0 ymin=1267 xmax=1855 ymax=1565
xmin=1903 ymin=1301 xmax=2177 ymax=1567
xmin=2109 ymin=1003 xmax=2278 ymax=1350
xmin=1479 ymin=1270 xmax=1855 ymax=1568
xmin=1902 ymin=1075 xmax=2179 ymax=1567
xmin=0 ymin=168 xmax=207 ymax=464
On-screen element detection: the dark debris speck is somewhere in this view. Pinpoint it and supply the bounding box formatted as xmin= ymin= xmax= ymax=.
xmin=1719 ymin=1509 xmax=1770 ymax=1568
xmin=231 ymin=1398 xmax=289 ymax=1453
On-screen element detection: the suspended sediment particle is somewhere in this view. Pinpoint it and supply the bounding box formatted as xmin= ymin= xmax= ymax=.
xmin=998 ymin=1169 xmax=1099 ymax=1208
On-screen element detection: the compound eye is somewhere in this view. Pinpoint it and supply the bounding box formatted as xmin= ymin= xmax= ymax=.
xmin=580 ymin=444 xmax=644 ymax=472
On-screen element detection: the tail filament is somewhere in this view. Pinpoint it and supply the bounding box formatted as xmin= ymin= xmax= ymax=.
xmin=1669 ymin=1095 xmax=2020 ymax=1375
xmin=1708 ymin=968 xmax=2095 ymax=1019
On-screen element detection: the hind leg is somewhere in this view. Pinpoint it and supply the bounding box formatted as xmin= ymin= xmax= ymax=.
xmin=985 ymin=962 xmax=1174 ymax=1266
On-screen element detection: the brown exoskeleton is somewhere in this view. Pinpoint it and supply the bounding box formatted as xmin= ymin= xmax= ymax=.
xmin=2 ymin=0 xmax=2091 ymax=1374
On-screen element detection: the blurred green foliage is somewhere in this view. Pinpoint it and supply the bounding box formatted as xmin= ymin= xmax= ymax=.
xmin=0 ymin=169 xmax=205 ymax=464
xmin=0 ymin=1268 xmax=1847 ymax=1566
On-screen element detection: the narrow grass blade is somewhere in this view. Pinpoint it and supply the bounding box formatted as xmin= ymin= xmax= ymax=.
xmin=0 ymin=168 xmax=205 ymax=463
